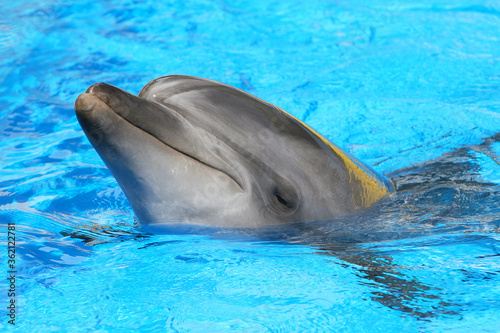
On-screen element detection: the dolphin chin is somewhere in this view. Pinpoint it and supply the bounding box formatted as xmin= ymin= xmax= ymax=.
xmin=75 ymin=75 xmax=393 ymax=227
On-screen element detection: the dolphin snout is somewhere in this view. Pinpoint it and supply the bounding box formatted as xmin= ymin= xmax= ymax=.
xmin=75 ymin=82 xmax=117 ymax=115
xmin=85 ymin=82 xmax=122 ymax=107
xmin=86 ymin=82 xmax=109 ymax=94
xmin=75 ymin=90 xmax=116 ymax=137
xmin=74 ymin=93 xmax=95 ymax=113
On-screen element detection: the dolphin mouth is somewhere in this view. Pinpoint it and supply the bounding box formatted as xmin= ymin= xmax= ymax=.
xmin=75 ymin=83 xmax=245 ymax=191
xmin=75 ymin=83 xmax=193 ymax=156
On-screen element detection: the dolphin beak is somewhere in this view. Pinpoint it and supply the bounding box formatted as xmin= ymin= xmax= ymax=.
xmin=74 ymin=92 xmax=96 ymax=113
xmin=75 ymin=85 xmax=118 ymax=138
xmin=75 ymin=83 xmax=130 ymax=119
xmin=75 ymin=81 xmax=245 ymax=193
xmin=75 ymin=82 xmax=155 ymax=140
xmin=75 ymin=82 xmax=115 ymax=113
xmin=76 ymin=82 xmax=182 ymax=136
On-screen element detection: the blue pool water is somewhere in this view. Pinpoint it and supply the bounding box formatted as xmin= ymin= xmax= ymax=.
xmin=1 ymin=0 xmax=500 ymax=331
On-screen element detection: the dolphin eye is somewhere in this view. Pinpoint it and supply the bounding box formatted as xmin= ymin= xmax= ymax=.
xmin=274 ymin=191 xmax=293 ymax=208
xmin=271 ymin=188 xmax=298 ymax=214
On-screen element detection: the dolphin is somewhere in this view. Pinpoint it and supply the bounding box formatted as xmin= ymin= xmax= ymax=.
xmin=75 ymin=75 xmax=393 ymax=227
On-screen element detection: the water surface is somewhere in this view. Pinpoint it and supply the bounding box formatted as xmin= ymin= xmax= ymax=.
xmin=1 ymin=0 xmax=499 ymax=331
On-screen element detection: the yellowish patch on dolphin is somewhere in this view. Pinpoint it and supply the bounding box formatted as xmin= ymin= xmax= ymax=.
xmin=277 ymin=107 xmax=392 ymax=208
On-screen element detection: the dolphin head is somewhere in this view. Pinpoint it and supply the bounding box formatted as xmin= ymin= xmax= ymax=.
xmin=75 ymin=75 xmax=392 ymax=227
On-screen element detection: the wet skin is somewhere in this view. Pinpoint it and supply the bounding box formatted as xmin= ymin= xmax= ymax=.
xmin=75 ymin=75 xmax=392 ymax=227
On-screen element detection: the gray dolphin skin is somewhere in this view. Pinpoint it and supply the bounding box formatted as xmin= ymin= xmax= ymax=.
xmin=75 ymin=75 xmax=393 ymax=227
